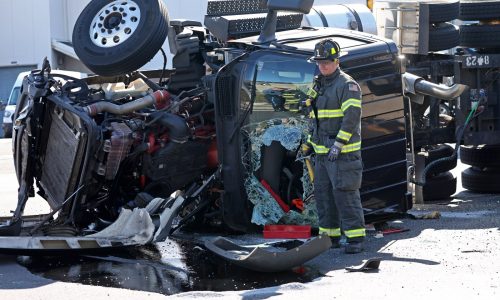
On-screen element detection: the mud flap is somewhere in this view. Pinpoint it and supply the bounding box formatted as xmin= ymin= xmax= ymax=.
xmin=204 ymin=235 xmax=332 ymax=272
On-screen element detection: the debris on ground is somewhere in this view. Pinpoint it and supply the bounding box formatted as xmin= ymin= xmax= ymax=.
xmin=414 ymin=211 xmax=441 ymax=219
xmin=345 ymin=257 xmax=382 ymax=272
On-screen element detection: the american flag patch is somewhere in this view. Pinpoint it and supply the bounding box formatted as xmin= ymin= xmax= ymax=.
xmin=349 ymin=84 xmax=359 ymax=92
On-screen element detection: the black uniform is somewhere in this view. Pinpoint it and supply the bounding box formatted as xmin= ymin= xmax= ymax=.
xmin=307 ymin=68 xmax=365 ymax=243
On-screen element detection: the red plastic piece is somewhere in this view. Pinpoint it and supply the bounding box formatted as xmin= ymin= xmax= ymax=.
xmin=291 ymin=198 xmax=304 ymax=211
xmin=260 ymin=179 xmax=290 ymax=213
xmin=382 ymin=228 xmax=409 ymax=235
xmin=263 ymin=225 xmax=311 ymax=239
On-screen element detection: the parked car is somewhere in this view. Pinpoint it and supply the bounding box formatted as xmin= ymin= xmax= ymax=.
xmin=2 ymin=70 xmax=86 ymax=138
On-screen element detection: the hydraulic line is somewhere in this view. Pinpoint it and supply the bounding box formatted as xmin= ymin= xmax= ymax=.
xmin=416 ymin=101 xmax=480 ymax=186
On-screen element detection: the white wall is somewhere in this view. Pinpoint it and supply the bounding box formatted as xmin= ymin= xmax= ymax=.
xmin=0 ymin=0 xmax=369 ymax=72
xmin=0 ymin=0 xmax=52 ymax=68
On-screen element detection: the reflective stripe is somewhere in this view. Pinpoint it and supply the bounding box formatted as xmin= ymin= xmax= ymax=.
xmin=307 ymin=135 xmax=329 ymax=154
xmin=319 ymin=227 xmax=341 ymax=237
xmin=341 ymin=98 xmax=361 ymax=112
xmin=341 ymin=141 xmax=361 ymax=153
xmin=344 ymin=228 xmax=366 ymax=238
xmin=310 ymin=109 xmax=344 ymax=119
xmin=337 ymin=130 xmax=352 ymax=142
xmin=308 ymin=135 xmax=361 ymax=154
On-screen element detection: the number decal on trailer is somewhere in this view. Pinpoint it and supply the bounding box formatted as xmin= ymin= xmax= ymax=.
xmin=465 ymin=55 xmax=491 ymax=67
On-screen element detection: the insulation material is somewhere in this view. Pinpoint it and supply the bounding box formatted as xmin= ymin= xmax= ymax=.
xmin=246 ymin=175 xmax=284 ymax=225
xmin=241 ymin=118 xmax=317 ymax=226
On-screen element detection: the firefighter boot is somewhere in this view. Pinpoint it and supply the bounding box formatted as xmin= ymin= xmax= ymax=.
xmin=345 ymin=241 xmax=364 ymax=254
xmin=330 ymin=237 xmax=341 ymax=248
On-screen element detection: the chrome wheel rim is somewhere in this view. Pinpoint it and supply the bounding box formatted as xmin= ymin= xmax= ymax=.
xmin=89 ymin=0 xmax=141 ymax=48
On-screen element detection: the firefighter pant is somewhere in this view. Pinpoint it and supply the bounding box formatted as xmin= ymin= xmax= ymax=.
xmin=314 ymin=153 xmax=366 ymax=242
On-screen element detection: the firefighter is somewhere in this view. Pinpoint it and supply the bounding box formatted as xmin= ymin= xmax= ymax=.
xmin=306 ymin=39 xmax=365 ymax=254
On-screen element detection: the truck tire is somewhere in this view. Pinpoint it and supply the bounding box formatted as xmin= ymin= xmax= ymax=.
xmin=459 ymin=24 xmax=500 ymax=49
xmin=73 ymin=0 xmax=169 ymax=76
xmin=462 ymin=167 xmax=500 ymax=193
xmin=459 ymin=0 xmax=500 ymax=21
xmin=460 ymin=145 xmax=500 ymax=168
xmin=429 ymin=23 xmax=459 ymax=52
xmin=423 ymin=172 xmax=457 ymax=201
xmin=428 ymin=1 xmax=459 ymax=23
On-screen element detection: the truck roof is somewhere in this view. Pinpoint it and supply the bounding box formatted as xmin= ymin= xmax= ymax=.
xmin=229 ymin=27 xmax=394 ymax=56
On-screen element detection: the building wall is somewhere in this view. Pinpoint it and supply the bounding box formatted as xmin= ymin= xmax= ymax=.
xmin=0 ymin=0 xmax=52 ymax=100
xmin=0 ymin=0 xmax=369 ymax=98
xmin=0 ymin=0 xmax=52 ymax=68
xmin=59 ymin=0 xmax=365 ymax=71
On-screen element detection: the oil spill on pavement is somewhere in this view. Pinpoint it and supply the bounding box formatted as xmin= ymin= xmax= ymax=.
xmin=19 ymin=240 xmax=322 ymax=295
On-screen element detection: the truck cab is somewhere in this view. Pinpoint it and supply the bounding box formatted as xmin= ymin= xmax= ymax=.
xmin=211 ymin=27 xmax=410 ymax=230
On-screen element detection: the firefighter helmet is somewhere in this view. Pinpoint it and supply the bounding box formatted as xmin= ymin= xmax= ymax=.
xmin=309 ymin=39 xmax=341 ymax=62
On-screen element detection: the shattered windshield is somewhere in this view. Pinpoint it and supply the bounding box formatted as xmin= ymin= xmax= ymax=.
xmin=241 ymin=51 xmax=316 ymax=123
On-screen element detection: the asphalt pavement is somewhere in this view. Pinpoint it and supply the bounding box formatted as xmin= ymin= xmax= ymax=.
xmin=0 ymin=139 xmax=498 ymax=299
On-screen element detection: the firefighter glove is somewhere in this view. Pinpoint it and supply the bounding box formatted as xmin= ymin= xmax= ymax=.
xmin=327 ymin=143 xmax=342 ymax=161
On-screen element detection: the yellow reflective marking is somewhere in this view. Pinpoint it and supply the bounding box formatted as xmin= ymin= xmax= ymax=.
xmin=308 ymin=137 xmax=361 ymax=154
xmin=307 ymin=88 xmax=318 ymax=98
xmin=337 ymin=130 xmax=352 ymax=142
xmin=316 ymin=109 xmax=343 ymax=118
xmin=341 ymin=98 xmax=362 ymax=112
xmin=307 ymin=135 xmax=329 ymax=154
xmin=341 ymin=142 xmax=361 ymax=153
xmin=344 ymin=228 xmax=366 ymax=238
xmin=319 ymin=227 xmax=341 ymax=237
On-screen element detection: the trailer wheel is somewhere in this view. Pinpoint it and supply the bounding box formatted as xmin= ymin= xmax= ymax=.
xmin=459 ymin=0 xmax=500 ymax=21
xmin=460 ymin=145 xmax=500 ymax=168
xmin=428 ymin=1 xmax=459 ymax=23
xmin=462 ymin=167 xmax=500 ymax=193
xmin=428 ymin=22 xmax=460 ymax=52
xmin=423 ymin=172 xmax=457 ymax=201
xmin=460 ymin=24 xmax=500 ymax=49
xmin=73 ymin=0 xmax=169 ymax=76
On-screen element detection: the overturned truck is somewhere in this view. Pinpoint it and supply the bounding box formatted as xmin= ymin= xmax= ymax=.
xmin=0 ymin=0 xmax=468 ymax=265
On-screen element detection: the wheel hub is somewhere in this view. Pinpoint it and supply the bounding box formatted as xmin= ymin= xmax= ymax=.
xmin=90 ymin=0 xmax=141 ymax=48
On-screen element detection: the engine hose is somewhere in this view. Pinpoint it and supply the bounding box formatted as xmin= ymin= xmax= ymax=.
xmin=419 ymin=151 xmax=458 ymax=186
xmin=416 ymin=101 xmax=480 ymax=186
xmin=148 ymin=111 xmax=190 ymax=143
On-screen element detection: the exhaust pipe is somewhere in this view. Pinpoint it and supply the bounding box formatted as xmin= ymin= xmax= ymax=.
xmin=84 ymin=90 xmax=171 ymax=116
xmin=403 ymin=73 xmax=468 ymax=101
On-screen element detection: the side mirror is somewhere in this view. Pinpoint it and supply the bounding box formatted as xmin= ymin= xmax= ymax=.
xmin=258 ymin=0 xmax=314 ymax=44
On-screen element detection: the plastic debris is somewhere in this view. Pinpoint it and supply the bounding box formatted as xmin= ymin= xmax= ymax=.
xmin=415 ymin=211 xmax=441 ymax=219
xmin=345 ymin=257 xmax=382 ymax=272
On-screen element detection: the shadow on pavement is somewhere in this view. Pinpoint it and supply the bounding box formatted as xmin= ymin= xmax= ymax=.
xmin=309 ymin=191 xmax=500 ymax=275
